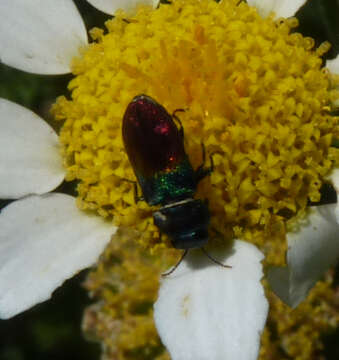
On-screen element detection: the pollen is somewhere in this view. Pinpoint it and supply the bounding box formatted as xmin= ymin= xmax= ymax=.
xmin=52 ymin=0 xmax=339 ymax=251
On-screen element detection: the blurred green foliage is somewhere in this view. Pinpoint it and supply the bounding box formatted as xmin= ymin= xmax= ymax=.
xmin=297 ymin=0 xmax=339 ymax=58
xmin=0 ymin=273 xmax=100 ymax=360
xmin=0 ymin=0 xmax=338 ymax=359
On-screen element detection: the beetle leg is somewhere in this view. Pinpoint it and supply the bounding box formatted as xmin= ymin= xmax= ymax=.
xmin=195 ymin=142 xmax=217 ymax=182
xmin=121 ymin=178 xmax=144 ymax=203
xmin=133 ymin=181 xmax=144 ymax=203
xmin=172 ymin=108 xmax=185 ymax=139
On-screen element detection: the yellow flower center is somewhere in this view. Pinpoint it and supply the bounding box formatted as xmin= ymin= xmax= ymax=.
xmin=52 ymin=0 xmax=339 ymax=253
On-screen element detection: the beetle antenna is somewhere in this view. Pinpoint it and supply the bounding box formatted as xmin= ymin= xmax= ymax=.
xmin=201 ymin=247 xmax=232 ymax=268
xmin=162 ymin=250 xmax=188 ymax=277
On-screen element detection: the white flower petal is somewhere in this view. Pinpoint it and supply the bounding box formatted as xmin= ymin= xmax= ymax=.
xmin=268 ymin=204 xmax=339 ymax=308
xmin=248 ymin=0 xmax=306 ymax=18
xmin=0 ymin=193 xmax=115 ymax=319
xmin=154 ymin=241 xmax=268 ymax=360
xmin=86 ymin=0 xmax=159 ymax=15
xmin=0 ymin=0 xmax=88 ymax=74
xmin=326 ymin=56 xmax=339 ymax=75
xmin=330 ymin=168 xmax=339 ymax=222
xmin=0 ymin=99 xmax=65 ymax=199
xmin=326 ymin=57 xmax=339 ymax=107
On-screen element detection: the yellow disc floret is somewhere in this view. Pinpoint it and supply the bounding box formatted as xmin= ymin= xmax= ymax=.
xmin=52 ymin=0 xmax=339 ymax=252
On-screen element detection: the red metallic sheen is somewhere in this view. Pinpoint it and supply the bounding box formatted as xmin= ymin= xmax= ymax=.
xmin=122 ymin=95 xmax=185 ymax=178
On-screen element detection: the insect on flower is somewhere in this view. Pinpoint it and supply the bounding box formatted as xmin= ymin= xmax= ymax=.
xmin=122 ymin=95 xmax=231 ymax=274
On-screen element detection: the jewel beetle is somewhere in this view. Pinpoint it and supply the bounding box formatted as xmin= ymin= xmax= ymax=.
xmin=122 ymin=95 xmax=231 ymax=272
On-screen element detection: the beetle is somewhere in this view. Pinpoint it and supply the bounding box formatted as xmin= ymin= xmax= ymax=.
xmin=122 ymin=94 xmax=231 ymax=274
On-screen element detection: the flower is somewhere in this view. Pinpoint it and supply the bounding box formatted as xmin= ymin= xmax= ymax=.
xmin=0 ymin=1 xmax=338 ymax=360
xmin=0 ymin=97 xmax=116 ymax=318
xmin=82 ymin=229 xmax=339 ymax=360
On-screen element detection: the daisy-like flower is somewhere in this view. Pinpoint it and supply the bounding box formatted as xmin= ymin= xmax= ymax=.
xmin=0 ymin=1 xmax=338 ymax=359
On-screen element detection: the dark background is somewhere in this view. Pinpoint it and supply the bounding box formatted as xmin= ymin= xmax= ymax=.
xmin=0 ymin=1 xmax=338 ymax=359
